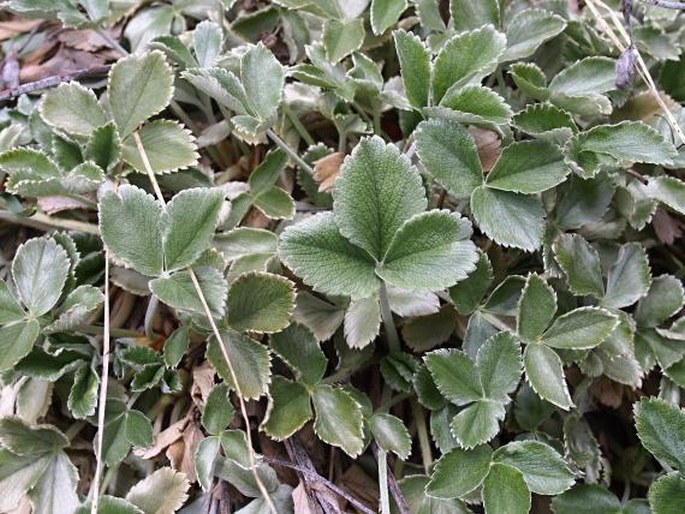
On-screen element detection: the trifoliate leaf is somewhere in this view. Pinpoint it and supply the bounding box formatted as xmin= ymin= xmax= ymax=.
xmin=393 ymin=30 xmax=430 ymax=109
xmin=150 ymin=267 xmax=226 ymax=318
xmin=100 ymin=185 xmax=163 ymax=277
xmin=437 ymin=85 xmax=514 ymax=128
xmin=414 ymin=118 xmax=483 ymax=198
xmin=648 ymin=473 xmax=685 ymax=514
xmin=12 ymin=237 xmax=70 ymax=316
xmin=551 ymin=484 xmax=623 ymax=514
xmin=553 ymin=233 xmax=604 ymax=297
xmin=201 ymin=383 xmax=234 ymax=435
xmin=39 ymin=82 xmax=108 ymax=136
xmin=449 ymin=252 xmax=493 ymax=315
xmin=193 ymin=20 xmax=222 ymax=68
xmin=241 ymin=43 xmax=284 ymax=121
xmin=493 ymin=440 xmax=575 ymax=495
xmin=126 ymin=467 xmax=189 ymax=514
xmin=0 ymin=319 xmax=40 ymax=372
xmin=524 ymin=343 xmax=573 ymax=410
xmin=227 ymin=272 xmax=294 ymax=333
xmin=634 ymin=397 xmax=685 ymax=472
xmin=206 ymin=329 xmax=270 ymax=400
xmin=371 ymin=0 xmax=407 ymax=35
xmin=261 ymin=376 xmax=312 ymax=440
xmin=477 ymin=331 xmax=523 ymax=402
xmin=121 ymin=120 xmax=199 ymax=174
xmin=278 ymin=212 xmax=379 ymax=299
xmin=543 ymin=307 xmax=618 ymax=350
xmin=425 ymin=445 xmax=492 ymax=499
xmin=603 ymin=242 xmax=651 ymax=309
xmin=334 ymin=136 xmax=426 ymax=259
xmin=635 ymin=275 xmax=685 ymax=327
xmin=486 ymin=140 xmax=570 ymax=194
xmin=450 ymin=399 xmax=505 ymax=448
xmin=369 ymin=413 xmax=411 ymax=459
xmin=323 ymin=19 xmax=365 ymax=61
xmin=378 ymin=210 xmax=477 ymax=292
xmin=517 ymin=274 xmax=556 ymax=342
xmin=311 ymin=384 xmax=364 ymax=457
xmin=512 ymin=103 xmax=576 ymax=143
xmin=471 ymin=186 xmax=545 ymax=251
xmin=645 ymin=175 xmax=685 ymax=216
xmin=450 ymin=0 xmax=500 ymax=31
xmin=483 ymin=463 xmax=531 ymax=514
xmin=344 ymin=295 xmax=380 ymax=349
xmin=433 ymin=25 xmax=507 ymax=103
xmin=424 ymin=349 xmax=481 ymax=405
xmin=162 ymin=187 xmax=224 ymax=272
xmin=269 ymin=322 xmax=327 ymax=384
xmin=108 ymin=51 xmax=173 ymax=137
xmin=502 ymin=9 xmax=567 ymax=62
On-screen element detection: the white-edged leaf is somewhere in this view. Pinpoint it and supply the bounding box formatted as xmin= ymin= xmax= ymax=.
xmin=645 ymin=175 xmax=685 ymax=215
xmin=450 ymin=399 xmax=505 ymax=449
xmin=369 ymin=413 xmax=411 ymax=459
xmin=227 ymin=272 xmax=295 ymax=333
xmin=323 ymin=19 xmax=365 ymax=61
xmin=602 ymin=242 xmax=651 ymax=309
xmin=517 ymin=273 xmax=557 ymax=342
xmin=450 ymin=0 xmax=500 ymax=31
xmin=312 ymin=384 xmax=365 ymax=457
xmin=542 ymin=307 xmax=618 ymax=350
xmin=425 ymin=445 xmax=492 ymax=499
xmin=553 ymin=233 xmax=604 ymax=298
xmin=502 ymin=9 xmax=566 ymax=62
xmin=150 ymin=267 xmax=227 ymax=318
xmin=393 ymin=29 xmax=430 ymax=109
xmin=241 ymin=43 xmax=284 ymax=121
xmin=634 ymin=397 xmax=685 ymax=472
xmin=371 ymin=0 xmax=408 ymax=35
xmin=477 ymin=331 xmax=523 ymax=401
xmin=436 ymin=85 xmax=513 ymax=126
xmin=126 ymin=467 xmax=190 ymax=514
xmin=524 ymin=343 xmax=573 ymax=410
xmin=121 ymin=120 xmax=199 ymax=174
xmin=39 ymin=82 xmax=108 ymax=136
xmin=424 ymin=349 xmax=481 ymax=405
xmin=0 ymin=319 xmax=40 ymax=372
xmin=344 ymin=295 xmax=381 ymax=349
xmin=261 ymin=376 xmax=312 ymax=440
xmin=193 ymin=20 xmax=222 ymax=68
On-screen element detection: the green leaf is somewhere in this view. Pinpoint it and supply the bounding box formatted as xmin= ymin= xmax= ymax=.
xmin=425 ymin=445 xmax=492 ymax=499
xmin=493 ymin=440 xmax=575 ymax=495
xmin=344 ymin=295 xmax=380 ymax=349
xmin=450 ymin=0 xmax=500 ymax=31
xmin=121 ymin=120 xmax=199 ymax=174
xmin=150 ymin=267 xmax=227 ymax=318
xmin=85 ymin=122 xmax=121 ymax=171
xmin=193 ymin=20 xmax=222 ymax=68
xmin=252 ymin=186 xmax=295 ymax=220
xmin=100 ymin=185 xmax=163 ymax=277
xmin=424 ymin=349 xmax=481 ymax=405
xmin=524 ymin=343 xmax=573 ymax=410
xmin=162 ymin=187 xmax=224 ymax=272
xmin=241 ymin=43 xmax=284 ymax=121
xmin=553 ymin=233 xmax=604 ymax=298
xmin=543 ymin=307 xmax=618 ymax=350
xmin=393 ymin=30 xmax=430 ymax=109
xmin=634 ymin=397 xmax=685 ymax=472
xmin=0 ymin=281 xmax=24 ymax=323
xmin=206 ymin=329 xmax=270 ymax=399
xmin=269 ymin=322 xmax=327 ymax=384
xmin=433 ymin=25 xmax=507 ymax=103
xmin=163 ymin=326 xmax=189 ymax=368
xmin=512 ymin=103 xmax=576 ymax=143
xmin=181 ymin=67 xmax=249 ymax=115
xmin=68 ymin=364 xmax=99 ymax=419
xmin=509 ymin=62 xmax=549 ymax=99
xmin=486 ymin=140 xmax=570 ymax=194
xmin=227 ymin=272 xmax=294 ymax=333
xmin=436 ymin=85 xmax=513 ymax=126
xmin=549 ymin=56 xmax=616 ymax=97
xmin=477 ymin=331 xmax=522 ymax=402
xmin=551 ymin=484 xmax=623 ymax=514
xmin=0 ymin=418 xmax=68 ymax=455
xmin=323 ymin=19 xmax=365 ymax=61
xmin=414 ymin=118 xmax=483 ymax=198
xmin=371 ymin=0 xmax=407 ymax=35
xmin=215 ymin=228 xmax=277 ymax=259
xmin=262 ymin=376 xmax=312 ymax=440
xmin=645 ymin=176 xmax=685 ymax=215
xmin=517 ymin=274 xmax=556 ymax=342
xmin=39 ymin=82 xmax=108 ymax=136
xmin=278 ymin=212 xmax=379 ymax=299
xmin=195 ymin=436 xmax=220 ymax=491
xmin=483 ymin=463 xmax=531 ymax=514
xmin=471 ymin=186 xmax=545 ymax=251
xmin=334 ymin=135 xmax=426 ymax=260
xmin=12 ymin=237 xmax=70 ymax=316
xmin=448 ymin=252 xmax=493 ymax=315
xmin=450 ymin=399 xmax=505 ymax=448
xmin=603 ymin=243 xmax=651 ymax=309
xmin=202 ymin=383 xmax=234 ymax=435
xmin=108 ymin=51 xmax=173 ymax=137
xmin=502 ymin=9 xmax=567 ymax=62
xmin=648 ymin=473 xmax=685 ymax=514
xmin=378 ymin=210 xmax=477 ymax=292
xmin=636 ymin=275 xmax=685 ymax=327
xmin=0 ymin=319 xmax=40 ymax=372
xmin=0 ymin=148 xmax=60 ymax=184
xmin=248 ymin=149 xmax=287 ymax=195
xmin=398 ymin=475 xmax=471 ymax=514
xmin=28 ymin=451 xmax=80 ymax=514
xmin=0 ymin=449 xmax=52 ymax=512
xmin=369 ymin=413 xmax=411 ymax=459
xmin=312 ymin=384 xmax=364 ymax=457
xmin=126 ymin=467 xmax=189 ymax=514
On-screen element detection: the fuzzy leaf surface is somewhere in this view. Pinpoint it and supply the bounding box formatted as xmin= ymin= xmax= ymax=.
xmin=227 ymin=272 xmax=295 ymax=333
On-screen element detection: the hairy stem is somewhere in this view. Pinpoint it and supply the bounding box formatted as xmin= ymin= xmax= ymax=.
xmin=266 ymin=128 xmax=315 ymax=175
xmin=0 ymin=210 xmax=100 ymax=234
xmin=411 ymin=400 xmax=433 ymax=473
xmin=377 ymin=447 xmax=391 ymax=514
xmin=379 ymin=282 xmax=401 ymax=353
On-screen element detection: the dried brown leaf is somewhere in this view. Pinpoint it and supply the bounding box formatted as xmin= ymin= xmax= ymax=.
xmin=468 ymin=127 xmax=501 ymax=172
xmin=313 ymin=152 xmax=344 ymax=192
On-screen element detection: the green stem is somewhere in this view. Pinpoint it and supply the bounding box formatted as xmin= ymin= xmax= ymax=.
xmin=283 ymin=103 xmax=315 ymax=146
xmin=266 ymin=128 xmax=315 ymax=175
xmin=377 ymin=447 xmax=391 ymax=514
xmin=411 ymin=400 xmax=433 ymax=473
xmin=143 ymin=296 xmax=159 ymax=341
xmin=0 ymin=210 xmax=100 ymax=234
xmin=373 ymin=103 xmax=382 ymax=135
xmin=74 ymin=325 xmax=142 ymax=338
xmin=379 ymin=282 xmax=401 ymax=353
